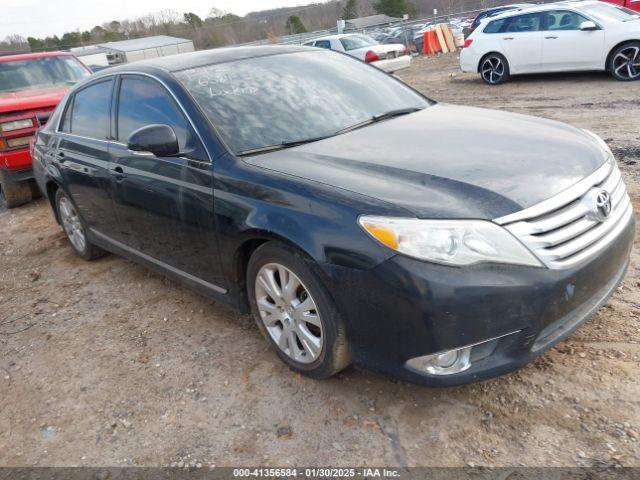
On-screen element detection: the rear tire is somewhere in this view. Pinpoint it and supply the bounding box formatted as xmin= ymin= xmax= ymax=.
xmin=0 ymin=171 xmax=32 ymax=209
xmin=247 ymin=241 xmax=351 ymax=379
xmin=479 ymin=53 xmax=510 ymax=85
xmin=55 ymin=189 xmax=106 ymax=261
xmin=609 ymin=41 xmax=640 ymax=81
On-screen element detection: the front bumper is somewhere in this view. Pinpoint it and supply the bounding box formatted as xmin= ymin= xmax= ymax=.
xmin=1 ymin=166 xmax=34 ymax=183
xmin=325 ymin=215 xmax=634 ymax=387
xmin=1 ymin=146 xmax=33 ymax=172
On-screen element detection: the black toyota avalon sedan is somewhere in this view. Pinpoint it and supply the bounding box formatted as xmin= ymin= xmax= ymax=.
xmin=32 ymin=45 xmax=634 ymax=386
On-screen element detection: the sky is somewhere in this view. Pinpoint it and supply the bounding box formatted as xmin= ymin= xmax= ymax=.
xmin=1 ymin=0 xmax=322 ymax=39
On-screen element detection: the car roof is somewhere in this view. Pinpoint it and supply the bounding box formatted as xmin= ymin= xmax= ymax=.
xmin=484 ymin=0 xmax=603 ymax=20
xmin=0 ymin=51 xmax=75 ymax=63
xmin=105 ymin=45 xmax=318 ymax=73
xmin=306 ymin=33 xmax=370 ymax=42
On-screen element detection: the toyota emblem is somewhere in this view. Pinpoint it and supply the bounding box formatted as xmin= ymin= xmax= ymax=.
xmin=594 ymin=190 xmax=612 ymax=222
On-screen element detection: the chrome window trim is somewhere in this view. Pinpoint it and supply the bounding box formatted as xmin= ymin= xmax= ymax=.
xmin=56 ymin=71 xmax=213 ymax=164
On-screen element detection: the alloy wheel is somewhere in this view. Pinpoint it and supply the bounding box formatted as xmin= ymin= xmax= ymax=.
xmin=254 ymin=263 xmax=323 ymax=364
xmin=59 ymin=196 xmax=87 ymax=253
xmin=481 ymin=56 xmax=505 ymax=84
xmin=613 ymin=46 xmax=640 ymax=80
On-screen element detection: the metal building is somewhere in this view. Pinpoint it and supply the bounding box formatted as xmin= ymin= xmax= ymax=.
xmin=97 ymin=36 xmax=194 ymax=65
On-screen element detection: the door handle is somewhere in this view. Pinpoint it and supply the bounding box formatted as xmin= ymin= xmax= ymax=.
xmin=545 ymin=36 xmax=558 ymax=39
xmin=54 ymin=152 xmax=66 ymax=163
xmin=503 ymin=37 xmax=514 ymax=40
xmin=110 ymin=165 xmax=127 ymax=180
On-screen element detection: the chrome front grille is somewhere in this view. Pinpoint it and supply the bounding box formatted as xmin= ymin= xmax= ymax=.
xmin=495 ymin=161 xmax=633 ymax=269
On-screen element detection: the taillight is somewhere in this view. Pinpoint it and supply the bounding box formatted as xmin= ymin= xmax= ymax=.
xmin=365 ymin=50 xmax=380 ymax=63
xmin=401 ymin=46 xmax=408 ymax=56
xmin=463 ymin=39 xmax=474 ymax=48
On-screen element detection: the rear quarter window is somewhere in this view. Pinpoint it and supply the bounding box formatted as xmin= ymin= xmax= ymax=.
xmin=484 ymin=18 xmax=508 ymax=33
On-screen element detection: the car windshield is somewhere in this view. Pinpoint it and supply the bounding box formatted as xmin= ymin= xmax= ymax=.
xmin=581 ymin=3 xmax=640 ymax=21
xmin=340 ymin=35 xmax=378 ymax=51
xmin=175 ymin=50 xmax=431 ymax=155
xmin=0 ymin=56 xmax=90 ymax=93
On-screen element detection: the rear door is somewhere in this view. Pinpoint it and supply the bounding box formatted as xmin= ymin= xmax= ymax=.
xmin=109 ymin=74 xmax=225 ymax=287
xmin=499 ymin=13 xmax=544 ymax=73
xmin=55 ymin=78 xmax=120 ymax=238
xmin=540 ymin=10 xmax=605 ymax=71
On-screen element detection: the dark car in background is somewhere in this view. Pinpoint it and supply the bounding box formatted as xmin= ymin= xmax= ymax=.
xmin=33 ymin=46 xmax=634 ymax=386
xmin=0 ymin=52 xmax=90 ymax=208
xmin=469 ymin=3 xmax=531 ymax=32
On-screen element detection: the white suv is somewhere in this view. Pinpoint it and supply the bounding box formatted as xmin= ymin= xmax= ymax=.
xmin=460 ymin=0 xmax=640 ymax=84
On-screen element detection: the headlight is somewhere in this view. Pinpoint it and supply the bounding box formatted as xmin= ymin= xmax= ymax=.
xmin=0 ymin=119 xmax=34 ymax=132
xmin=583 ymin=129 xmax=614 ymax=163
xmin=359 ymin=216 xmax=542 ymax=267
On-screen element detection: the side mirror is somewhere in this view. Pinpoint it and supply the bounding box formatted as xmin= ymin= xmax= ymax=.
xmin=127 ymin=124 xmax=179 ymax=157
xmin=580 ymin=21 xmax=597 ymax=31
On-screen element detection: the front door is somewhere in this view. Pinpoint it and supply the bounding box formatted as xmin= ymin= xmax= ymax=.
xmin=109 ymin=75 xmax=226 ymax=288
xmin=499 ymin=13 xmax=544 ymax=74
xmin=55 ymin=78 xmax=120 ymax=238
xmin=540 ymin=10 xmax=605 ymax=71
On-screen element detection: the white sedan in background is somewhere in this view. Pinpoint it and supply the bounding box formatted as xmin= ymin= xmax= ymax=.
xmin=460 ymin=0 xmax=640 ymax=84
xmin=304 ymin=34 xmax=411 ymax=73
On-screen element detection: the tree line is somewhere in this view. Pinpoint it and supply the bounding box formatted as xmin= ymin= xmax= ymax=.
xmin=0 ymin=0 xmax=513 ymax=54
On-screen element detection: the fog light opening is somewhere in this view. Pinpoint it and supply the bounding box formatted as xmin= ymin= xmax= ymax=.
xmin=407 ymin=346 xmax=472 ymax=376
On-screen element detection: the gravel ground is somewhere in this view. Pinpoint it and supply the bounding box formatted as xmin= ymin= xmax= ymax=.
xmin=1 ymin=54 xmax=639 ymax=468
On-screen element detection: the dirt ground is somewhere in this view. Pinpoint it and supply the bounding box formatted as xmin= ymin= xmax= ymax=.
xmin=1 ymin=54 xmax=639 ymax=468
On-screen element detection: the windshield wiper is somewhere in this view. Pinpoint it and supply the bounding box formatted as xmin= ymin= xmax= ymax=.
xmin=335 ymin=107 xmax=423 ymax=135
xmin=237 ymin=108 xmax=423 ymax=156
xmin=237 ymin=135 xmax=331 ymax=156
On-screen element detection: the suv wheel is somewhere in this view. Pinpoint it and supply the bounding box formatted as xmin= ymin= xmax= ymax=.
xmin=480 ymin=53 xmax=510 ymax=85
xmin=247 ymin=241 xmax=351 ymax=379
xmin=0 ymin=171 xmax=32 ymax=209
xmin=609 ymin=42 xmax=640 ymax=81
xmin=55 ymin=189 xmax=106 ymax=261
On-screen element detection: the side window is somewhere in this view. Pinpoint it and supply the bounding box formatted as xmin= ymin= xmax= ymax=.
xmin=544 ymin=11 xmax=590 ymax=30
xmin=69 ymin=80 xmax=113 ymax=139
xmin=117 ymin=76 xmax=192 ymax=151
xmin=484 ymin=18 xmax=508 ymax=33
xmin=504 ymin=13 xmax=542 ymax=33
xmin=59 ymin=99 xmax=72 ymax=133
xmin=315 ymin=40 xmax=331 ymax=49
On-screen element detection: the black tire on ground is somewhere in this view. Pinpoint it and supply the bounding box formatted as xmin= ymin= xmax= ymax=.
xmin=479 ymin=53 xmax=511 ymax=85
xmin=0 ymin=170 xmax=32 ymax=209
xmin=54 ymin=189 xmax=106 ymax=261
xmin=247 ymin=241 xmax=351 ymax=379
xmin=29 ymin=180 xmax=43 ymax=199
xmin=609 ymin=41 xmax=640 ymax=82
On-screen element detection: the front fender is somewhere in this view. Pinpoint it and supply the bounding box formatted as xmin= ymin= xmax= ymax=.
xmin=213 ymin=155 xmax=410 ymax=282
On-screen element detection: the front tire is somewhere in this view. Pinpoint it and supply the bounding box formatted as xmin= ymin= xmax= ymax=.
xmin=609 ymin=42 xmax=640 ymax=81
xmin=480 ymin=53 xmax=510 ymax=85
xmin=55 ymin=189 xmax=106 ymax=261
xmin=0 ymin=171 xmax=32 ymax=209
xmin=247 ymin=241 xmax=351 ymax=379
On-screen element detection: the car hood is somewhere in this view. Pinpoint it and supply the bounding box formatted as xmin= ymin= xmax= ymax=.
xmin=245 ymin=104 xmax=608 ymax=220
xmin=0 ymin=86 xmax=68 ymax=115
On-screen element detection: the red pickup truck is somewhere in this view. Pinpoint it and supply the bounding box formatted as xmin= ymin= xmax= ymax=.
xmin=0 ymin=52 xmax=90 ymax=208
xmin=602 ymin=0 xmax=640 ymax=11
